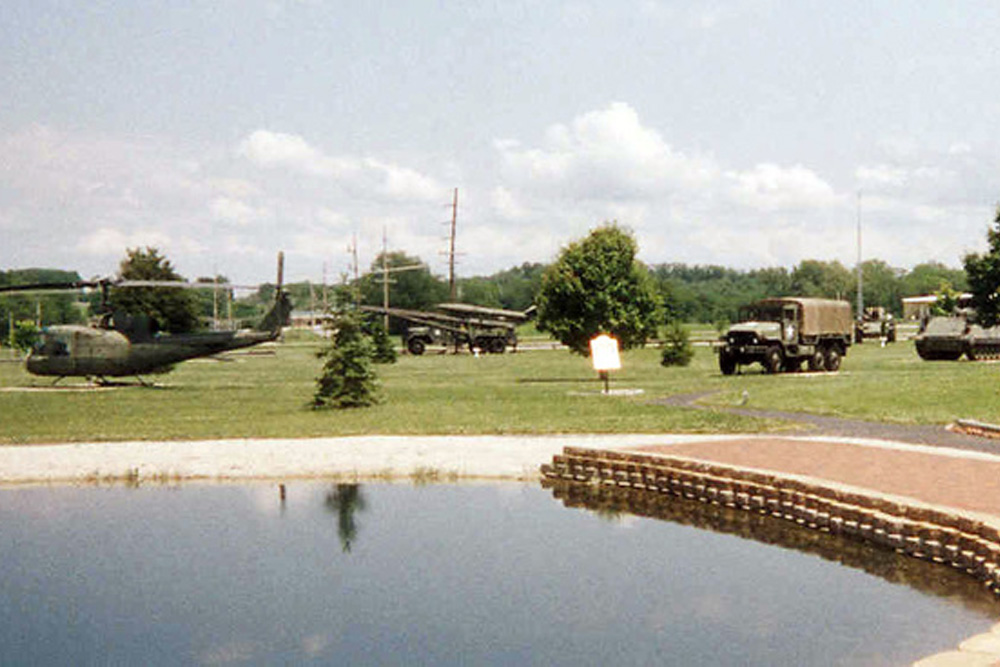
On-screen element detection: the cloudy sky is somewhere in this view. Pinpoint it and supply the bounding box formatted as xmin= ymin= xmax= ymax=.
xmin=3 ymin=1 xmax=999 ymax=285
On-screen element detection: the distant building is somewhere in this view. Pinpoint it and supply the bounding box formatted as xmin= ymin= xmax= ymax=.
xmin=902 ymin=293 xmax=972 ymax=320
xmin=289 ymin=310 xmax=333 ymax=329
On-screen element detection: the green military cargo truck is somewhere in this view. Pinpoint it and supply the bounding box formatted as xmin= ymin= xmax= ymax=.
xmin=717 ymin=297 xmax=853 ymax=374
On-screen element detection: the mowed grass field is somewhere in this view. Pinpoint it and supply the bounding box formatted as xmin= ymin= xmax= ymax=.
xmin=0 ymin=332 xmax=996 ymax=444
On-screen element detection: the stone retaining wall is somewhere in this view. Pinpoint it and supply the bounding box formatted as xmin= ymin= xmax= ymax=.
xmin=541 ymin=446 xmax=1000 ymax=595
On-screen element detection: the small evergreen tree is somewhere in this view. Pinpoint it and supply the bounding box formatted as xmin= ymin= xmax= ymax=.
xmin=313 ymin=311 xmax=380 ymax=409
xmin=660 ymin=321 xmax=694 ymax=367
xmin=363 ymin=317 xmax=398 ymax=364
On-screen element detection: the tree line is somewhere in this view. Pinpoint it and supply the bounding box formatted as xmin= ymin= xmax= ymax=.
xmin=346 ymin=253 xmax=966 ymax=329
xmin=1 ymin=250 xmax=969 ymax=342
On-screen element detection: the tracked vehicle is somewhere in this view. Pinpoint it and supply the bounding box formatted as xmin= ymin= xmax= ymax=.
xmin=915 ymin=313 xmax=1000 ymax=361
xmin=717 ymin=297 xmax=853 ymax=374
xmin=854 ymin=306 xmax=896 ymax=343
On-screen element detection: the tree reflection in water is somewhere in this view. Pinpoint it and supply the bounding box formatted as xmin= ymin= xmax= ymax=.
xmin=325 ymin=484 xmax=366 ymax=553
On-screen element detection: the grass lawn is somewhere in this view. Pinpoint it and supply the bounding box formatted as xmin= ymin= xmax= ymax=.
xmin=702 ymin=338 xmax=1000 ymax=425
xmin=0 ymin=334 xmax=996 ymax=444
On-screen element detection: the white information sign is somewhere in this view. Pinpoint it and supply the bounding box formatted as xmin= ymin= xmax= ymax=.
xmin=590 ymin=334 xmax=621 ymax=371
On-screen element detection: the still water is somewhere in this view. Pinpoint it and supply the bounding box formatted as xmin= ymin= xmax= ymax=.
xmin=1 ymin=482 xmax=996 ymax=666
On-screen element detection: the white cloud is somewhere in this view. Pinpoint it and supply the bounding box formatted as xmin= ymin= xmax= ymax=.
xmin=238 ymin=130 xmax=356 ymax=179
xmin=237 ymin=129 xmax=442 ymax=202
xmin=490 ymin=186 xmax=528 ymax=221
xmin=77 ymin=226 xmax=205 ymax=260
xmin=727 ymin=163 xmax=838 ymax=211
xmin=855 ymin=164 xmax=907 ymax=189
xmin=210 ymin=197 xmax=265 ymax=226
xmin=496 ymin=102 xmax=718 ymax=201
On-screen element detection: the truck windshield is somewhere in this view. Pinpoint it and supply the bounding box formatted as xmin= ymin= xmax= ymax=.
xmin=739 ymin=305 xmax=783 ymax=322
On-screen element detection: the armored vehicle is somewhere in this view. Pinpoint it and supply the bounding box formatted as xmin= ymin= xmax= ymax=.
xmin=915 ymin=313 xmax=1000 ymax=361
xmin=854 ymin=306 xmax=897 ymax=343
xmin=717 ymin=297 xmax=853 ymax=375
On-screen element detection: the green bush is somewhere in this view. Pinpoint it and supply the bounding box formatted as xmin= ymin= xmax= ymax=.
xmin=660 ymin=321 xmax=694 ymax=367
xmin=11 ymin=320 xmax=40 ymax=354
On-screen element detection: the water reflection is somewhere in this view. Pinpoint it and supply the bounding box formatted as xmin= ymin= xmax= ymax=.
xmin=324 ymin=484 xmax=366 ymax=552
xmin=1 ymin=483 xmax=995 ymax=666
xmin=544 ymin=479 xmax=1000 ymax=615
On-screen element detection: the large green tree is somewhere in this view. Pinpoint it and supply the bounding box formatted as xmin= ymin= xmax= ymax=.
xmin=536 ymin=223 xmax=661 ymax=355
xmin=900 ymin=261 xmax=967 ymax=297
xmin=111 ymin=247 xmax=201 ymax=334
xmin=790 ymin=260 xmax=853 ymax=299
xmin=0 ymin=269 xmax=85 ymax=340
xmin=964 ymin=206 xmax=1000 ymax=326
xmin=857 ymin=259 xmax=904 ymax=314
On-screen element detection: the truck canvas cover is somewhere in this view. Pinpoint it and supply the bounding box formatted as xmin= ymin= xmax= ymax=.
xmin=755 ymin=298 xmax=852 ymax=336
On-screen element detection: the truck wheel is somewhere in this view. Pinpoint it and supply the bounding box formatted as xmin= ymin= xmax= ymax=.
xmin=764 ymin=347 xmax=783 ymax=374
xmin=491 ymin=338 xmax=506 ymax=354
xmin=407 ymin=338 xmax=426 ymax=356
xmin=808 ymin=349 xmax=825 ymax=372
xmin=824 ymin=347 xmax=841 ymax=372
xmin=719 ymin=352 xmax=737 ymax=376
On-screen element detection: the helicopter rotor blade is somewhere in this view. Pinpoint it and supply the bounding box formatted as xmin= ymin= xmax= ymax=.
xmin=0 ymin=280 xmax=105 ymax=295
xmin=114 ymin=280 xmax=258 ymax=291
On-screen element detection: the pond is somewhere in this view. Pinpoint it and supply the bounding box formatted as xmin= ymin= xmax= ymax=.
xmin=0 ymin=482 xmax=996 ymax=666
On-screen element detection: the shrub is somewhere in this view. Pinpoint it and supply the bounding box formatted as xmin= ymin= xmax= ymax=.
xmin=660 ymin=321 xmax=694 ymax=367
xmin=313 ymin=311 xmax=380 ymax=409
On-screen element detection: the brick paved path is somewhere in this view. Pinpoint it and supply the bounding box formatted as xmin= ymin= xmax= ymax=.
xmin=634 ymin=437 xmax=1000 ymax=518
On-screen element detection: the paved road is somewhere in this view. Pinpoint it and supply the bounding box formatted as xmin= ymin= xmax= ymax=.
xmin=655 ymin=391 xmax=1000 ymax=454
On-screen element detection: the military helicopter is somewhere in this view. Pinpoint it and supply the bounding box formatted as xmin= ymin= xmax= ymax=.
xmin=0 ymin=253 xmax=292 ymax=384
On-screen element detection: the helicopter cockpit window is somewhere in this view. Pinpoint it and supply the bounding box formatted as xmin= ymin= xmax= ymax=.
xmin=35 ymin=335 xmax=69 ymax=357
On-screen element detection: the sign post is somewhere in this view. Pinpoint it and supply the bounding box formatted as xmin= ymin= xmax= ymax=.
xmin=589 ymin=334 xmax=621 ymax=395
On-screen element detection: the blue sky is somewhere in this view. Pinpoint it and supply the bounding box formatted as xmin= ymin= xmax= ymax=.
xmin=3 ymin=0 xmax=999 ymax=284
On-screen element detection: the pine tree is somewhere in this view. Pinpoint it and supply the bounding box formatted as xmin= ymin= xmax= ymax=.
xmin=363 ymin=317 xmax=398 ymax=364
xmin=312 ymin=311 xmax=380 ymax=409
xmin=660 ymin=321 xmax=694 ymax=367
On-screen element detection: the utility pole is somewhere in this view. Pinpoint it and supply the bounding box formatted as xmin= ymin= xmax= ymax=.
xmin=371 ymin=228 xmax=424 ymax=330
xmin=448 ymin=188 xmax=458 ymax=301
xmin=322 ymin=261 xmax=329 ymax=312
xmin=856 ymin=191 xmax=864 ymax=318
xmin=382 ymin=227 xmax=390 ymax=330
xmin=347 ymin=233 xmax=360 ymax=306
xmin=212 ymin=271 xmax=219 ymax=330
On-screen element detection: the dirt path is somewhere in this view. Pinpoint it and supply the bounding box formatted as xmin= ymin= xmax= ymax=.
xmin=655 ymin=391 xmax=1000 ymax=454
